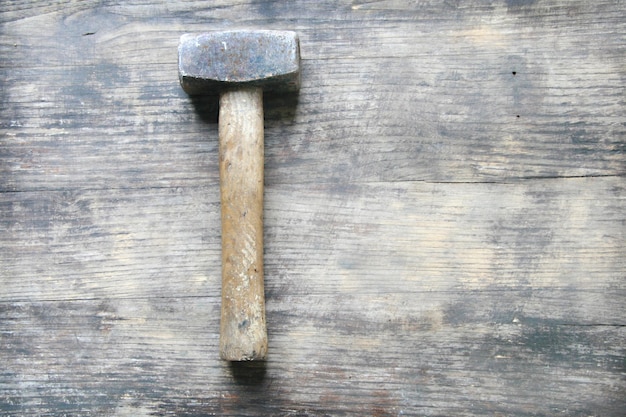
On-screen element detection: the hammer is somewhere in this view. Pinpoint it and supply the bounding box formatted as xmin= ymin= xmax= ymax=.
xmin=178 ymin=30 xmax=301 ymax=361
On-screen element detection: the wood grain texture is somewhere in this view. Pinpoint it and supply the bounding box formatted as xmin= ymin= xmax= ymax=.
xmin=219 ymin=88 xmax=267 ymax=361
xmin=1 ymin=0 xmax=625 ymax=416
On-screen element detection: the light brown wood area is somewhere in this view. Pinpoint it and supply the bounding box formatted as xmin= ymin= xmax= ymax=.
xmin=219 ymin=87 xmax=267 ymax=361
xmin=1 ymin=1 xmax=624 ymax=415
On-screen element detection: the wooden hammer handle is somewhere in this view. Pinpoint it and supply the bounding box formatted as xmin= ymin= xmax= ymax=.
xmin=218 ymin=87 xmax=267 ymax=361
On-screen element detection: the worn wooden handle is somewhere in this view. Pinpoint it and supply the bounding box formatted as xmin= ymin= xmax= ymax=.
xmin=218 ymin=87 xmax=267 ymax=361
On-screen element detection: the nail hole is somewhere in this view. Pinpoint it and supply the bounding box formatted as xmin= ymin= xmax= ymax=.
xmin=512 ymin=71 xmax=517 ymax=76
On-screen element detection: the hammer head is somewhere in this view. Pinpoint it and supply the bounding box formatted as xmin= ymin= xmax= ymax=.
xmin=178 ymin=30 xmax=301 ymax=95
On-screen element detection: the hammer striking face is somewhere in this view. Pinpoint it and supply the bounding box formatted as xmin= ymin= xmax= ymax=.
xmin=178 ymin=31 xmax=300 ymax=361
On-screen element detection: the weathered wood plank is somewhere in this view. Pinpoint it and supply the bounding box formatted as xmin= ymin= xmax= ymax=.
xmin=1 ymin=178 xmax=623 ymax=308
xmin=1 ymin=296 xmax=624 ymax=416
xmin=1 ymin=1 xmax=624 ymax=191
xmin=0 ymin=186 xmax=217 ymax=302
xmin=1 ymin=0 xmax=625 ymax=415
xmin=1 ymin=177 xmax=624 ymax=415
xmin=1 ymin=179 xmax=624 ymax=413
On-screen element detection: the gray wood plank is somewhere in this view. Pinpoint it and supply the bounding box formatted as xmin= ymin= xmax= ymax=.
xmin=1 ymin=179 xmax=624 ymax=414
xmin=1 ymin=0 xmax=625 ymax=415
xmin=1 ymin=1 xmax=624 ymax=191
xmin=1 ymin=297 xmax=624 ymax=416
xmin=2 ymin=179 xmax=624 ymax=313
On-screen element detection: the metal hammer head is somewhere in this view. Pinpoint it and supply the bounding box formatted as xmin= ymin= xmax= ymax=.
xmin=178 ymin=30 xmax=301 ymax=95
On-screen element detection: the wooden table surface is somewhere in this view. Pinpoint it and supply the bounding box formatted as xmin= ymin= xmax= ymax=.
xmin=1 ymin=1 xmax=624 ymax=415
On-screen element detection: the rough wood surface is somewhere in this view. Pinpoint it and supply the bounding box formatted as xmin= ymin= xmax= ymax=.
xmin=1 ymin=1 xmax=624 ymax=416
xmin=219 ymin=87 xmax=267 ymax=361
